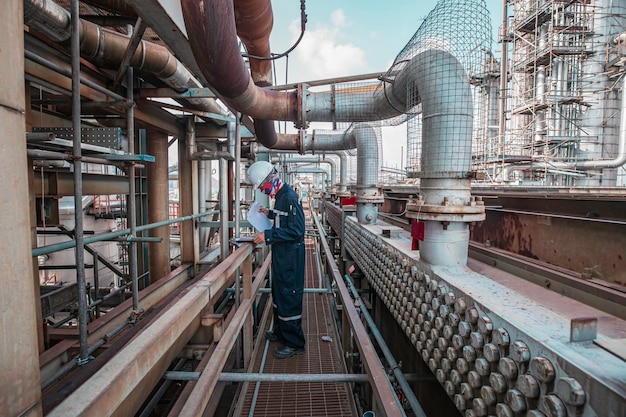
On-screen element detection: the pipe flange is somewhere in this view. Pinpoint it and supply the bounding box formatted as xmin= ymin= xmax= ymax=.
xmin=406 ymin=203 xmax=486 ymax=215
xmin=405 ymin=198 xmax=486 ymax=222
xmin=357 ymin=195 xmax=385 ymax=204
xmin=295 ymin=83 xmax=310 ymax=130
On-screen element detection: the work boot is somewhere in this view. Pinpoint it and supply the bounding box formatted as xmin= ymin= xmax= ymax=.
xmin=273 ymin=345 xmax=305 ymax=359
xmin=265 ymin=330 xmax=280 ymax=342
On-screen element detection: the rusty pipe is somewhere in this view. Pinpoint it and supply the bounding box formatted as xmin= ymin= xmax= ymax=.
xmin=79 ymin=20 xmax=177 ymax=78
xmin=233 ymin=0 xmax=277 ymax=147
xmin=182 ymin=0 xmax=294 ymax=147
xmin=233 ymin=0 xmax=273 ymax=84
xmin=24 ymin=0 xmax=226 ymax=116
xmin=81 ymin=0 xmax=137 ymax=18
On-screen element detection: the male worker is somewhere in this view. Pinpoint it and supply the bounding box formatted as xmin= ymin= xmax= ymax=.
xmin=247 ymin=161 xmax=306 ymax=359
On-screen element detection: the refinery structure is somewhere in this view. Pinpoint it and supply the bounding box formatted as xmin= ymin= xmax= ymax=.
xmin=2 ymin=1 xmax=625 ymax=417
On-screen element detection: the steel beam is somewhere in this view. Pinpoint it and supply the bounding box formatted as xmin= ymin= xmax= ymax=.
xmin=177 ymin=247 xmax=266 ymax=417
xmin=46 ymin=244 xmax=254 ymax=417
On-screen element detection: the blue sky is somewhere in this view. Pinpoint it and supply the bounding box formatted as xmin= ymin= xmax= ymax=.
xmin=266 ymin=0 xmax=504 ymax=168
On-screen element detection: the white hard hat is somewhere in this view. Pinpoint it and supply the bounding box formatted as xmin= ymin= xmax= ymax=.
xmin=246 ymin=161 xmax=274 ymax=188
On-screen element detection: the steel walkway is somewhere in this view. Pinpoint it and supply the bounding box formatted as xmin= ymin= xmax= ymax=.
xmin=236 ymin=206 xmax=356 ymax=417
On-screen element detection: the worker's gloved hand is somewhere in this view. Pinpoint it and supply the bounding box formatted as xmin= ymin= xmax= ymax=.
xmin=253 ymin=232 xmax=265 ymax=244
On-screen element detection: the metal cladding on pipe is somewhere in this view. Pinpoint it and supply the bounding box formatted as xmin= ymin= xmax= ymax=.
xmin=78 ymin=20 xmax=176 ymax=77
xmin=301 ymin=126 xmax=380 ymax=223
xmin=278 ymin=157 xmax=337 ymax=187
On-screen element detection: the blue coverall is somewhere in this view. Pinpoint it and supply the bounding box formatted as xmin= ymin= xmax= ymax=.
xmin=263 ymin=184 xmax=306 ymax=349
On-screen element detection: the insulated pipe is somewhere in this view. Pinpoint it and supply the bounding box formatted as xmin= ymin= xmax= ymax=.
xmin=274 ymin=157 xmax=337 ymax=189
xmin=23 ymin=0 xmax=226 ymax=117
xmin=299 ymin=126 xmax=379 ymax=224
xmin=258 ymin=147 xmax=349 ymax=192
xmin=181 ymin=0 xmax=463 ymax=129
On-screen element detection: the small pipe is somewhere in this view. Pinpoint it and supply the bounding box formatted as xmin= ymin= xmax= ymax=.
xmin=126 ymin=22 xmax=139 ymax=312
xmin=235 ymin=115 xmax=242 ymax=238
xmin=33 ymin=211 xmax=217 ymax=257
xmin=138 ymin=358 xmax=187 ymax=417
xmin=344 ymin=274 xmax=427 ymax=417
xmin=93 ymin=256 xmax=100 ymax=318
xmin=224 ymin=287 xmax=332 ymax=294
xmin=164 ymin=372 xmax=375 ymax=383
xmin=41 ymin=318 xmax=130 ymax=390
xmin=24 ymin=50 xmax=126 ymax=102
xmin=71 ymin=0 xmax=89 ymax=366
xmin=247 ymin=321 xmax=273 ymax=417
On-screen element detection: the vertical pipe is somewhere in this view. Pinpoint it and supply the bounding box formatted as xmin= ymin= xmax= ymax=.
xmin=93 ymin=256 xmax=100 ymax=318
xmin=199 ymin=160 xmax=207 ymax=249
xmin=146 ymin=129 xmax=171 ymax=282
xmin=71 ymin=0 xmax=89 ymax=362
xmin=220 ymin=125 xmax=231 ymax=261
xmin=0 ymin=0 xmax=42 ymax=415
xmin=180 ymin=119 xmax=199 ymax=267
xmin=499 ymin=0 xmax=509 ymax=155
xmin=235 ymin=115 xmax=241 ymax=238
xmin=126 ymin=23 xmax=139 ymax=311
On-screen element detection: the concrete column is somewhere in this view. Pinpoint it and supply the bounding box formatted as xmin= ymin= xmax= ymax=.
xmin=0 ymin=1 xmax=43 ymax=416
xmin=146 ymin=129 xmax=171 ymax=283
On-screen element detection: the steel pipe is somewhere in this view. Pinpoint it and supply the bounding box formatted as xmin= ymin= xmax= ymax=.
xmin=33 ymin=211 xmax=217 ymax=257
xmin=165 ymin=372 xmax=372 ymax=383
xmin=24 ymin=0 xmax=226 ymax=117
xmin=24 ymin=50 xmax=126 ymax=102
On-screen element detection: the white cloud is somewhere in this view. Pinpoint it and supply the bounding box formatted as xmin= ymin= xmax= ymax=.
xmin=330 ymin=9 xmax=347 ymax=27
xmin=287 ymin=9 xmax=367 ymax=81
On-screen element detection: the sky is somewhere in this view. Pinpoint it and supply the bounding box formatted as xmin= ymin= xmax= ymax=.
xmin=266 ymin=0 xmax=504 ymax=169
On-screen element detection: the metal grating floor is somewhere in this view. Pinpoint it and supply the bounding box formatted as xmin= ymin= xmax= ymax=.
xmin=238 ymin=214 xmax=355 ymax=417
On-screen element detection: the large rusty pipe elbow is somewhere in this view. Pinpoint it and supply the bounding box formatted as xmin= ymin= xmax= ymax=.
xmin=234 ymin=0 xmax=273 ymax=84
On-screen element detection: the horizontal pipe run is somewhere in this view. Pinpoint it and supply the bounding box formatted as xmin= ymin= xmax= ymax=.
xmin=114 ymin=236 xmax=163 ymax=243
xmin=487 ymin=207 xmax=626 ymax=225
xmin=33 ymin=211 xmax=218 ymax=257
xmin=165 ymin=372 xmax=373 ymax=383
xmin=28 ymin=149 xmax=119 ymax=166
xmin=199 ymin=221 xmax=252 ymax=228
xmin=25 ymin=50 xmax=126 ymax=101
xmin=225 ymin=287 xmax=332 ymax=294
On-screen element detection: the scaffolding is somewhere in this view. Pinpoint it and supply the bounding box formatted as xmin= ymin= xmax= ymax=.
xmin=490 ymin=0 xmax=626 ymax=185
